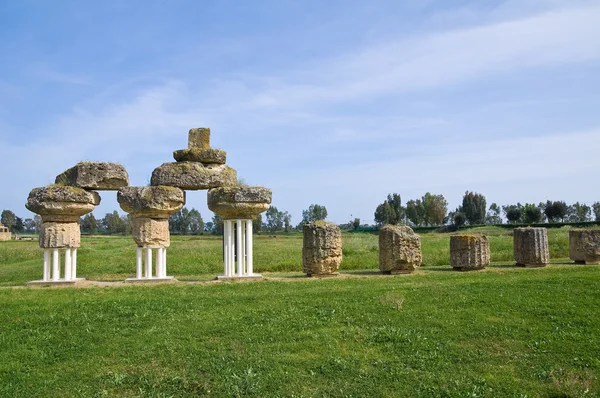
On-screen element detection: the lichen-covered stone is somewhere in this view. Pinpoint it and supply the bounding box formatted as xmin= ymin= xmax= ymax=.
xmin=207 ymin=186 xmax=272 ymax=219
xmin=55 ymin=162 xmax=129 ymax=190
xmin=173 ymin=148 xmax=226 ymax=164
xmin=569 ymin=229 xmax=600 ymax=265
xmin=117 ymin=186 xmax=185 ymax=219
xmin=514 ymin=227 xmax=549 ymax=267
xmin=188 ymin=127 xmax=210 ymax=149
xmin=450 ymin=235 xmax=490 ymax=270
xmin=39 ymin=222 xmax=80 ymax=248
xmin=302 ymin=222 xmax=342 ymax=276
xmin=379 ymin=225 xmax=422 ymax=274
xmin=132 ymin=218 xmax=170 ymax=247
xmin=150 ymin=162 xmax=237 ymax=190
xmin=26 ymin=186 xmax=100 ymax=222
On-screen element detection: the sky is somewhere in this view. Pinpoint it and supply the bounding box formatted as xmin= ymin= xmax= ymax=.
xmin=1 ymin=0 xmax=599 ymax=225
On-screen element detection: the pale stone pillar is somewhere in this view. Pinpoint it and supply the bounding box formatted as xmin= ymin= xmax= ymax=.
xmin=514 ymin=227 xmax=550 ymax=267
xmin=450 ymin=235 xmax=490 ymax=271
xmin=569 ymin=229 xmax=600 ymax=265
xmin=302 ymin=222 xmax=342 ymax=277
xmin=378 ymin=225 xmax=422 ymax=274
xmin=43 ymin=249 xmax=50 ymax=282
xmin=246 ymin=220 xmax=253 ymax=275
xmin=71 ymin=249 xmax=77 ymax=280
xmin=52 ymin=249 xmax=60 ymax=281
xmin=64 ymin=249 xmax=72 ymax=281
xmin=145 ymin=248 xmax=152 ymax=278
xmin=236 ymin=220 xmax=243 ymax=276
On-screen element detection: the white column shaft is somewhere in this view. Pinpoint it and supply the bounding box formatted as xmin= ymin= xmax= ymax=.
xmin=236 ymin=220 xmax=243 ymax=276
xmin=225 ymin=220 xmax=232 ymax=276
xmin=71 ymin=249 xmax=77 ymax=280
xmin=241 ymin=221 xmax=246 ymax=274
xmin=43 ymin=249 xmax=50 ymax=281
xmin=157 ymin=247 xmax=164 ymax=278
xmin=163 ymin=248 xmax=167 ymax=277
xmin=52 ymin=249 xmax=60 ymax=281
xmin=246 ymin=220 xmax=253 ymax=275
xmin=64 ymin=249 xmax=72 ymax=281
xmin=136 ymin=247 xmax=143 ymax=279
xmin=145 ymin=247 xmax=152 ymax=278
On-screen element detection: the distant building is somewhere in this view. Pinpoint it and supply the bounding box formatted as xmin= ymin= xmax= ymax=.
xmin=0 ymin=223 xmax=11 ymax=241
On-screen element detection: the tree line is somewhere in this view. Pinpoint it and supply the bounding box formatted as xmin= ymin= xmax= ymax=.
xmin=373 ymin=192 xmax=600 ymax=227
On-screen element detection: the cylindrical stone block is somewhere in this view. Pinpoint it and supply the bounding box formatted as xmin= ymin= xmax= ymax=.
xmin=132 ymin=218 xmax=170 ymax=247
xmin=379 ymin=225 xmax=422 ymax=274
xmin=450 ymin=235 xmax=490 ymax=270
xmin=569 ymin=229 xmax=600 ymax=265
xmin=514 ymin=227 xmax=549 ymax=267
xmin=39 ymin=222 xmax=81 ymax=248
xmin=302 ymin=222 xmax=342 ymax=276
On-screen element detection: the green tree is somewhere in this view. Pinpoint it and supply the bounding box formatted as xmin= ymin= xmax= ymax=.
xmin=422 ymin=192 xmax=447 ymax=226
xmin=461 ymin=191 xmax=487 ymax=225
xmin=204 ymin=221 xmax=214 ymax=234
xmin=544 ymin=200 xmax=567 ymax=223
xmin=593 ymin=202 xmax=600 ymax=222
xmin=13 ymin=217 xmax=24 ymax=233
xmin=485 ymin=203 xmax=502 ymax=224
xmin=503 ymin=204 xmax=523 ymax=224
xmin=570 ymin=202 xmax=591 ymax=222
xmin=253 ymin=214 xmax=263 ymax=234
xmin=353 ymin=218 xmax=361 ymax=230
xmin=101 ymin=211 xmax=125 ymax=234
xmin=405 ymin=199 xmax=425 ymax=226
xmin=1 ymin=210 xmax=17 ymax=232
xmin=189 ymin=209 xmax=204 ymax=235
xmin=301 ymin=204 xmax=328 ymax=225
xmin=283 ymin=211 xmax=292 ymax=233
xmin=81 ymin=213 xmax=98 ymax=234
xmin=374 ymin=202 xmax=396 ymax=226
xmin=387 ymin=193 xmax=404 ymax=224
xmin=453 ymin=212 xmax=466 ymax=227
xmin=523 ymin=203 xmax=543 ymax=224
xmin=212 ymin=214 xmax=223 ymax=235
xmin=266 ymin=206 xmax=284 ymax=233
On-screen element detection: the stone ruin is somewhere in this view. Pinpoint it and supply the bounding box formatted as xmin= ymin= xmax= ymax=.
xmin=26 ymin=163 xmax=128 ymax=284
xmin=25 ymin=128 xmax=271 ymax=284
xmin=302 ymin=221 xmax=343 ymax=277
xmin=513 ymin=227 xmax=550 ymax=267
xmin=569 ymin=229 xmax=600 ymax=265
xmin=450 ymin=235 xmax=490 ymax=271
xmin=378 ymin=225 xmax=422 ymax=274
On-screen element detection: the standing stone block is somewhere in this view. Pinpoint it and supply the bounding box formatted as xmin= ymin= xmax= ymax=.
xmin=132 ymin=218 xmax=170 ymax=247
xmin=379 ymin=225 xmax=422 ymax=274
xmin=188 ymin=127 xmax=211 ymax=149
xmin=117 ymin=186 xmax=185 ymax=219
xmin=150 ymin=162 xmax=237 ymax=190
xmin=514 ymin=227 xmax=549 ymax=267
xmin=302 ymin=222 xmax=342 ymax=276
xmin=569 ymin=229 xmax=600 ymax=265
xmin=450 ymin=235 xmax=490 ymax=271
xmin=55 ymin=162 xmax=129 ymax=190
xmin=39 ymin=222 xmax=80 ymax=248
xmin=26 ymin=186 xmax=100 ymax=223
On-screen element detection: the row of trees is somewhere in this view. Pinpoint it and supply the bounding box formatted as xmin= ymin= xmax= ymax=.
xmin=373 ymin=192 xmax=600 ymax=228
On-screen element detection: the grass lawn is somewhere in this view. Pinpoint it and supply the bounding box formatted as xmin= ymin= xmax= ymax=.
xmin=1 ymin=226 xmax=599 ymax=396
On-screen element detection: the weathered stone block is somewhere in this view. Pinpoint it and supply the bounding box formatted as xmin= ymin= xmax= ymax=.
xmin=132 ymin=218 xmax=170 ymax=247
xmin=450 ymin=235 xmax=490 ymax=270
xmin=173 ymin=148 xmax=226 ymax=164
xmin=55 ymin=162 xmax=129 ymax=190
xmin=379 ymin=225 xmax=422 ymax=274
xmin=26 ymin=186 xmax=100 ymax=222
xmin=150 ymin=162 xmax=237 ymax=190
xmin=302 ymin=222 xmax=342 ymax=276
xmin=117 ymin=186 xmax=185 ymax=219
xmin=514 ymin=227 xmax=549 ymax=267
xmin=207 ymin=186 xmax=272 ymax=219
xmin=39 ymin=222 xmax=80 ymax=248
xmin=569 ymin=229 xmax=600 ymax=265
xmin=188 ymin=127 xmax=210 ymax=149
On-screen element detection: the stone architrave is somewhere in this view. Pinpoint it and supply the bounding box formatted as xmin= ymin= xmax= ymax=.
xmin=173 ymin=148 xmax=226 ymax=164
xmin=302 ymin=222 xmax=342 ymax=276
xmin=188 ymin=127 xmax=211 ymax=149
xmin=39 ymin=222 xmax=81 ymax=248
xmin=450 ymin=235 xmax=490 ymax=271
xmin=569 ymin=229 xmax=600 ymax=265
xmin=207 ymin=186 xmax=272 ymax=220
xmin=132 ymin=218 xmax=170 ymax=248
xmin=26 ymin=186 xmax=100 ymax=222
xmin=378 ymin=225 xmax=422 ymax=274
xmin=117 ymin=186 xmax=185 ymax=219
xmin=55 ymin=162 xmax=129 ymax=190
xmin=150 ymin=162 xmax=237 ymax=190
xmin=514 ymin=227 xmax=550 ymax=267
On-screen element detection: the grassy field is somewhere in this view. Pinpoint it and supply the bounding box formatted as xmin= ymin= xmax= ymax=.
xmin=2 ymin=226 xmax=599 ymax=396
xmin=0 ymin=226 xmax=573 ymax=286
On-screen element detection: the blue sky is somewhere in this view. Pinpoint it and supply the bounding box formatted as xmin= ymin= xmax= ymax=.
xmin=1 ymin=0 xmax=599 ymax=225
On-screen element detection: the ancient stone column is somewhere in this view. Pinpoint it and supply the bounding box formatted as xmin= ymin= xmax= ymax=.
xmin=26 ymin=185 xmax=100 ymax=284
xmin=302 ymin=222 xmax=342 ymax=277
xmin=208 ymin=185 xmax=272 ymax=279
xmin=118 ymin=186 xmax=185 ymax=282
xmin=379 ymin=225 xmax=422 ymax=274
xmin=569 ymin=229 xmax=600 ymax=265
xmin=514 ymin=227 xmax=550 ymax=267
xmin=450 ymin=235 xmax=490 ymax=271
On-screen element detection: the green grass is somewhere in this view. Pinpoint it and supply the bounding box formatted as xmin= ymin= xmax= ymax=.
xmin=1 ymin=266 xmax=599 ymax=396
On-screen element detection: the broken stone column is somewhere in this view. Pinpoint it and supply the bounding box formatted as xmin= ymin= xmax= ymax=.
xmin=450 ymin=235 xmax=490 ymax=271
xmin=208 ymin=185 xmax=272 ymax=279
xmin=150 ymin=127 xmax=237 ymax=190
xmin=55 ymin=162 xmax=129 ymax=190
xmin=379 ymin=225 xmax=422 ymax=274
xmin=302 ymin=222 xmax=342 ymax=277
xmin=514 ymin=227 xmax=550 ymax=267
xmin=569 ymin=229 xmax=600 ymax=265
xmin=118 ymin=186 xmax=185 ymax=282
xmin=26 ymin=185 xmax=100 ymax=284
